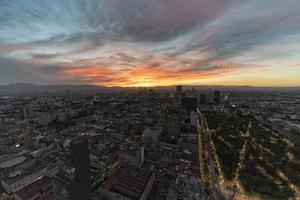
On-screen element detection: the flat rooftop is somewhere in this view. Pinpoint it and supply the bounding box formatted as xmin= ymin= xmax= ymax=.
xmin=103 ymin=166 xmax=153 ymax=200
xmin=15 ymin=177 xmax=53 ymax=200
xmin=0 ymin=156 xmax=27 ymax=168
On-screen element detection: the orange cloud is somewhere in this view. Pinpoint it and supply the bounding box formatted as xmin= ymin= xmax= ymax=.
xmin=56 ymin=59 xmax=262 ymax=87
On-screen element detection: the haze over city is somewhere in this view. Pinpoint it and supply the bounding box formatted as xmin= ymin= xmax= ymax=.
xmin=1 ymin=0 xmax=300 ymax=87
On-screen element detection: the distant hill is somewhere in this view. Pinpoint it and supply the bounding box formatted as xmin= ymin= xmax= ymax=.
xmin=0 ymin=83 xmax=112 ymax=94
xmin=0 ymin=83 xmax=299 ymax=95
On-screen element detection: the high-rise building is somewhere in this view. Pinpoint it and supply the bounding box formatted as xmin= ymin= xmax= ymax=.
xmin=181 ymin=97 xmax=198 ymax=111
xmin=176 ymin=85 xmax=183 ymax=95
xmin=69 ymin=137 xmax=91 ymax=200
xmin=19 ymin=104 xmax=35 ymax=120
xmin=192 ymin=86 xmax=196 ymax=95
xmin=142 ymin=127 xmax=162 ymax=150
xmin=190 ymin=110 xmax=198 ymax=126
xmin=199 ymin=94 xmax=206 ymax=104
xmin=213 ymin=90 xmax=221 ymax=104
xmin=163 ymin=108 xmax=181 ymax=139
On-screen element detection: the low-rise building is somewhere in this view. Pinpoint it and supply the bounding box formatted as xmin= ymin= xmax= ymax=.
xmin=1 ymin=167 xmax=47 ymax=194
xmin=98 ymin=166 xmax=155 ymax=200
xmin=13 ymin=176 xmax=54 ymax=200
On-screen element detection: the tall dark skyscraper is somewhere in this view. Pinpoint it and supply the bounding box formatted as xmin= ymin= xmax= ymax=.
xmin=200 ymin=94 xmax=207 ymax=104
xmin=181 ymin=97 xmax=198 ymax=111
xmin=163 ymin=107 xmax=181 ymax=139
xmin=176 ymin=85 xmax=183 ymax=95
xmin=192 ymin=86 xmax=196 ymax=95
xmin=213 ymin=90 xmax=221 ymax=104
xmin=70 ymin=136 xmax=91 ymax=200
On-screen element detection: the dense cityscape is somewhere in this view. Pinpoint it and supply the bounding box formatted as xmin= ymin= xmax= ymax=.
xmin=0 ymin=85 xmax=299 ymax=200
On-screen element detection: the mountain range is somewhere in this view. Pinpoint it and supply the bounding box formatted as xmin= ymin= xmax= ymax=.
xmin=0 ymin=83 xmax=299 ymax=95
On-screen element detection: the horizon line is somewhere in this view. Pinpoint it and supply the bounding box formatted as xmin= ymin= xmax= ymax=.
xmin=1 ymin=82 xmax=300 ymax=89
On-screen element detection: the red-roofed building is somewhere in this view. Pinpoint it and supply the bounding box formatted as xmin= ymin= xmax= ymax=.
xmin=99 ymin=166 xmax=155 ymax=200
xmin=13 ymin=177 xmax=54 ymax=200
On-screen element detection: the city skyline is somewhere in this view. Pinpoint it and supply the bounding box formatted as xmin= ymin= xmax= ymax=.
xmin=1 ymin=0 xmax=300 ymax=87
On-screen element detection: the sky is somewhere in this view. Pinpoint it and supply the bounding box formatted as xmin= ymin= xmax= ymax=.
xmin=0 ymin=0 xmax=300 ymax=87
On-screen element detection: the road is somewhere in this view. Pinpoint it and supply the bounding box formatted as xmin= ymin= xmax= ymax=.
xmin=197 ymin=108 xmax=228 ymax=200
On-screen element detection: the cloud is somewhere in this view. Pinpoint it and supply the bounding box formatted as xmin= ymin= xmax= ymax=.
xmin=50 ymin=57 xmax=266 ymax=87
xmin=0 ymin=0 xmax=300 ymax=86
xmin=0 ymin=44 xmax=33 ymax=54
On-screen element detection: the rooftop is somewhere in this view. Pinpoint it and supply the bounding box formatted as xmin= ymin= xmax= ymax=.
xmin=15 ymin=177 xmax=54 ymax=200
xmin=0 ymin=155 xmax=28 ymax=168
xmin=103 ymin=166 xmax=153 ymax=200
